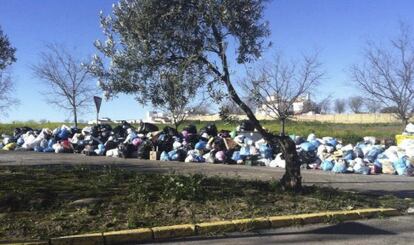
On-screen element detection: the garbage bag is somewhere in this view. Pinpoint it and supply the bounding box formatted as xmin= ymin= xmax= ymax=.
xmin=94 ymin=144 xmax=105 ymax=156
xmin=215 ymin=151 xmax=226 ymax=162
xmin=200 ymin=123 xmax=218 ymax=137
xmin=321 ymin=160 xmax=334 ymax=171
xmin=231 ymin=151 xmax=242 ymax=161
xmin=137 ymin=140 xmax=153 ymax=159
xmin=3 ymin=143 xmax=17 ymax=151
xmin=269 ymin=153 xmax=285 ymax=168
xmin=300 ymin=142 xmax=317 ymax=152
xmin=160 ymin=151 xmax=170 ymax=161
xmin=393 ymin=157 xmax=411 ymax=176
xmin=183 ymin=124 xmax=197 ymax=134
xmin=365 ymin=147 xmax=383 ymax=163
xmin=195 ymin=140 xmax=207 ymax=150
xmin=259 ymin=144 xmax=273 ymax=159
xmin=332 ymin=160 xmax=347 ymax=173
xmin=240 ymin=146 xmax=250 ymax=156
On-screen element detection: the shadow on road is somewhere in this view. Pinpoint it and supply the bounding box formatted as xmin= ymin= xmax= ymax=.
xmin=149 ymin=222 xmax=396 ymax=244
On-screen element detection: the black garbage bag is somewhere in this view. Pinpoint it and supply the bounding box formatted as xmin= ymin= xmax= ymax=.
xmin=183 ymin=124 xmax=197 ymax=134
xmin=73 ymin=139 xmax=86 ymax=153
xmin=82 ymin=145 xmax=96 ymax=156
xmin=137 ymin=140 xmax=153 ymax=159
xmin=213 ymin=137 xmax=226 ymax=151
xmin=138 ymin=122 xmax=159 ymax=134
xmin=14 ymin=127 xmax=33 ymax=138
xmin=118 ymin=143 xmax=138 ymax=158
xmin=200 ymin=123 xmax=218 ymax=137
xmin=298 ymin=150 xmax=318 ymax=165
xmin=112 ymin=126 xmax=128 ymax=139
xmin=163 ymin=126 xmax=178 ymax=137
xmin=186 ymin=134 xmax=199 ymax=148
xmin=239 ymin=120 xmax=255 ymax=131
xmin=156 ymin=133 xmax=174 ymax=152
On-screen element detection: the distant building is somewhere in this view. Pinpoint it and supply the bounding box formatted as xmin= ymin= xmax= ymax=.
xmin=256 ymin=93 xmax=312 ymax=116
xmin=145 ymin=111 xmax=172 ymax=124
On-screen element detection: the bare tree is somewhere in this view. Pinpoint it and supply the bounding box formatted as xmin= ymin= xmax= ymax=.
xmin=0 ymin=26 xmax=17 ymax=117
xmin=365 ymin=99 xmax=382 ymax=113
xmin=334 ymin=99 xmax=346 ymax=114
xmin=317 ymin=95 xmax=332 ymax=114
xmin=348 ymin=96 xmax=364 ymax=113
xmin=303 ymin=95 xmax=332 ymax=114
xmin=31 ymin=44 xmax=96 ymax=127
xmin=0 ymin=71 xmax=19 ymax=116
xmin=351 ymin=23 xmax=414 ymax=125
xmin=244 ymin=52 xmax=323 ymax=134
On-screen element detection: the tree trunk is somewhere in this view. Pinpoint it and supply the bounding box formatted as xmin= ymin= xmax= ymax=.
xmin=73 ymin=106 xmax=78 ymax=128
xmin=211 ymin=23 xmax=301 ymax=192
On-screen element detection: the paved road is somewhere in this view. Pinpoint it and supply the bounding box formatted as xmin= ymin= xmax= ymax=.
xmin=152 ymin=215 xmax=414 ymax=245
xmin=1 ymin=151 xmax=414 ymax=197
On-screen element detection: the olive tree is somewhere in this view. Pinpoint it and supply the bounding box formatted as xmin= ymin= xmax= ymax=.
xmin=351 ymin=23 xmax=414 ymax=125
xmin=153 ymin=67 xmax=203 ymax=130
xmin=90 ymin=0 xmax=302 ymax=191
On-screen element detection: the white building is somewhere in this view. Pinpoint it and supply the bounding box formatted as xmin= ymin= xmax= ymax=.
xmin=256 ymin=94 xmax=311 ymax=116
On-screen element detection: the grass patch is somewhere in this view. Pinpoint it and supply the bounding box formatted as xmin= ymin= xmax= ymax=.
xmin=0 ymin=165 xmax=409 ymax=241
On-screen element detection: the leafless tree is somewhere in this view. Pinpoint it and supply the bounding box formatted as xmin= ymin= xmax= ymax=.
xmin=31 ymin=44 xmax=96 ymax=127
xmin=317 ymin=95 xmax=332 ymax=114
xmin=334 ymin=99 xmax=346 ymax=114
xmin=244 ymin=52 xmax=323 ymax=134
xmin=348 ymin=96 xmax=364 ymax=113
xmin=365 ymin=99 xmax=382 ymax=113
xmin=0 ymin=26 xmax=17 ymax=117
xmin=351 ymin=23 xmax=414 ymax=125
xmin=0 ymin=71 xmax=19 ymax=117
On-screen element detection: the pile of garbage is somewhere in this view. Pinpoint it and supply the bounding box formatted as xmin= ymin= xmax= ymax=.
xmin=1 ymin=120 xmax=413 ymax=176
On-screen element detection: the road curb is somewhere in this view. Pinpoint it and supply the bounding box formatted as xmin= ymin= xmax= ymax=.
xmin=11 ymin=208 xmax=400 ymax=245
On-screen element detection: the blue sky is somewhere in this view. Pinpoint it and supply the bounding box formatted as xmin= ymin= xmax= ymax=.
xmin=0 ymin=0 xmax=413 ymax=122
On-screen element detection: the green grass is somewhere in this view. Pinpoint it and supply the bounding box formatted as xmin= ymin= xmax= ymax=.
xmin=0 ymin=120 xmax=404 ymax=145
xmin=0 ymin=165 xmax=410 ymax=242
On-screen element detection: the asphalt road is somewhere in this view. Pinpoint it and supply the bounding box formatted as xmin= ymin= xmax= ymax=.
xmin=152 ymin=215 xmax=414 ymax=245
xmin=1 ymin=151 xmax=414 ymax=197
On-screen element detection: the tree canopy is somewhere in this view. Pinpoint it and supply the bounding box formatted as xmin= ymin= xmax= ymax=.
xmin=0 ymin=26 xmax=16 ymax=71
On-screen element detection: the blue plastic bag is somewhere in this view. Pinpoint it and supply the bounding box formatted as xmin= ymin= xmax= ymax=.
xmin=160 ymin=151 xmax=170 ymax=161
xmin=34 ymin=146 xmax=44 ymax=152
xmin=240 ymin=146 xmax=250 ymax=156
xmin=332 ymin=161 xmax=347 ymax=173
xmin=366 ymin=147 xmax=383 ymax=163
xmin=231 ymin=151 xmax=242 ymax=161
xmin=195 ymin=141 xmax=207 ymax=150
xmin=259 ymin=144 xmax=273 ymax=159
xmin=301 ymin=142 xmax=317 ymax=152
xmin=309 ymin=140 xmax=321 ymax=148
xmin=393 ymin=157 xmax=408 ymax=176
xmin=321 ymin=160 xmax=334 ymax=171
xmin=326 ymin=139 xmax=337 ymax=147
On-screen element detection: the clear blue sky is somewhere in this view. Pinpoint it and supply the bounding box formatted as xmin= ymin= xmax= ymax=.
xmin=0 ymin=0 xmax=413 ymax=122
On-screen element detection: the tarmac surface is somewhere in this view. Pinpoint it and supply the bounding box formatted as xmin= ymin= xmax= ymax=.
xmin=152 ymin=215 xmax=414 ymax=245
xmin=1 ymin=151 xmax=413 ymax=198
